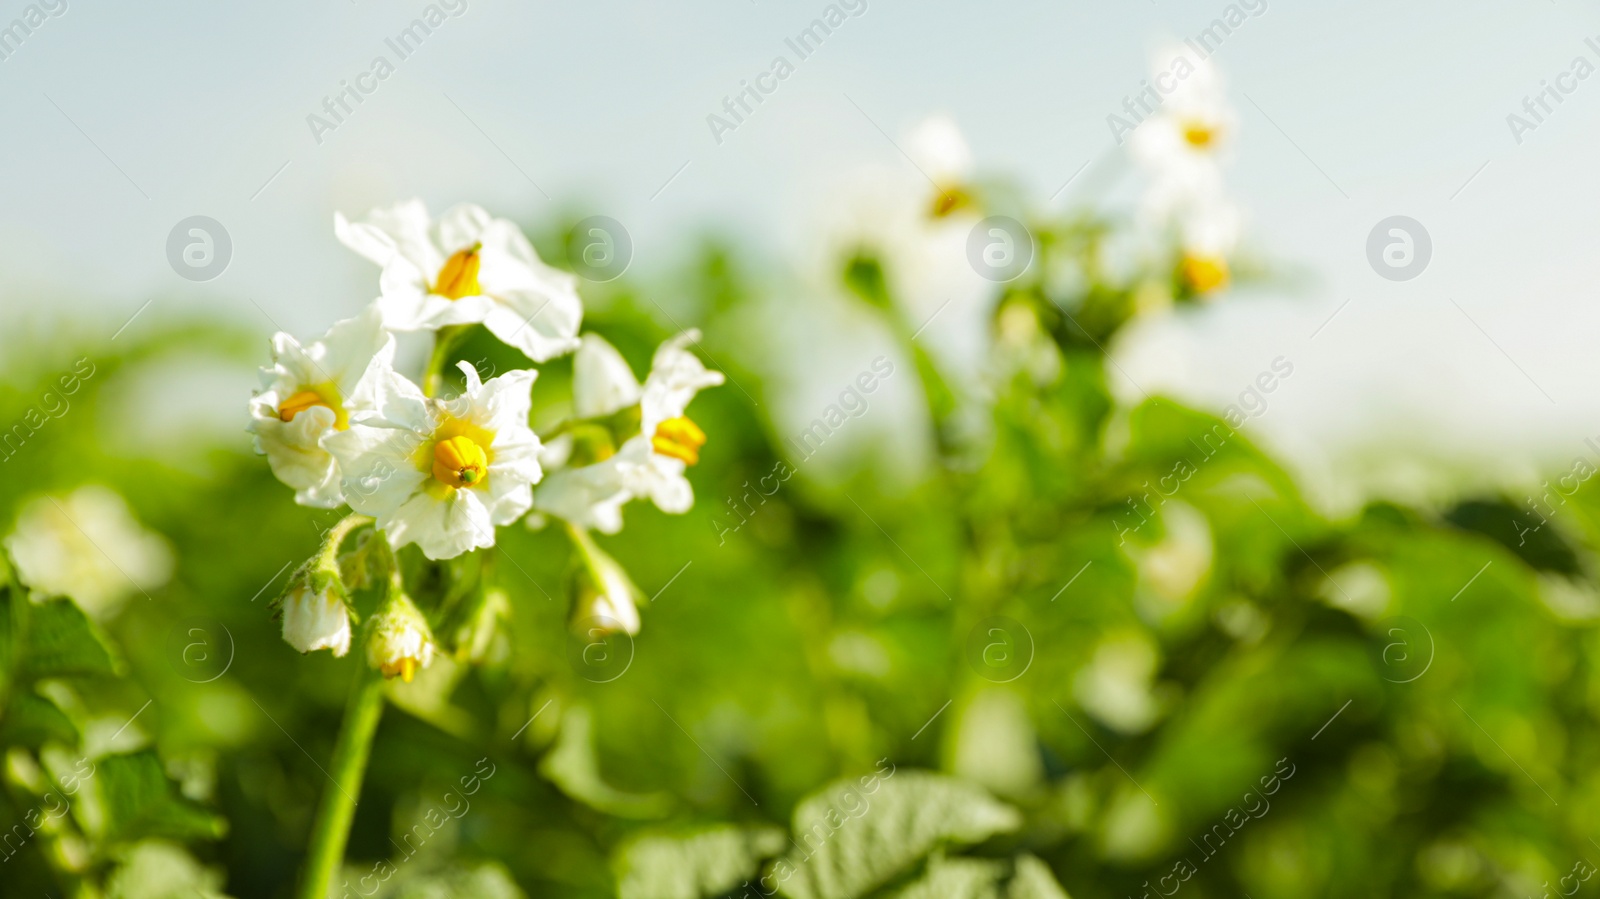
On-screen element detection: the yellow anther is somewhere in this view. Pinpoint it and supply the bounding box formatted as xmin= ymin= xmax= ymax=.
xmin=651 ymin=416 xmax=707 ymax=466
xmin=277 ymin=388 xmax=347 ymax=429
xmin=432 ymin=435 xmax=488 ymax=489
xmin=381 ymin=657 xmax=419 ymax=682
xmin=1182 ymin=122 xmax=1217 ymax=149
xmin=435 ymin=244 xmax=482 ymax=300
xmin=1180 ymin=255 xmax=1230 ymax=294
xmin=929 ymin=185 xmax=973 ymax=219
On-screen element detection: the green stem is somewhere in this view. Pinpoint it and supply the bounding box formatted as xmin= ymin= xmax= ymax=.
xmin=422 ymin=325 xmax=469 ymax=397
xmin=885 ymin=310 xmax=958 ymax=459
xmin=318 ymin=514 xmax=372 ymax=569
xmin=564 ymin=521 xmax=605 ymax=583
xmin=296 ymin=658 xmax=385 ymax=899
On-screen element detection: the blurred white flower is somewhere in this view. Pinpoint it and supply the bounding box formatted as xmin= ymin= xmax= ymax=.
xmin=325 ymin=362 xmax=542 ymax=560
xmin=335 ymin=199 xmax=583 ymax=362
xmin=1073 ymin=631 xmax=1167 ymax=734
xmin=280 ymin=583 xmax=352 ymax=657
xmin=367 ymin=593 xmax=435 ymax=682
xmin=949 ymin=686 xmax=1043 ymax=799
xmin=906 ymin=113 xmax=975 ymax=216
xmin=1538 ymin=573 xmax=1600 ymax=622
xmin=534 ymin=331 xmax=723 ymax=534
xmin=1136 ymin=501 xmax=1214 ymax=608
xmin=6 ymin=485 xmax=173 ymax=618
xmin=815 ymin=114 xmax=994 ymax=386
xmin=247 ymin=304 xmax=394 ymax=508
xmin=1316 ymin=561 xmax=1392 ymax=620
xmin=1130 ymin=44 xmax=1235 ymax=210
xmin=1130 ymin=45 xmax=1242 ymax=296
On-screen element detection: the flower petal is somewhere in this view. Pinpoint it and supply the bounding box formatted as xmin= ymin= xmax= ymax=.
xmin=572 ymin=334 xmax=642 ymax=419
xmin=436 ymin=203 xmax=492 ymax=253
xmin=344 ymin=198 xmax=445 ymax=277
xmin=323 ymin=423 xmax=430 ymax=519
xmin=385 ymin=487 xmax=496 ymax=560
xmin=640 ymin=330 xmax=725 ymax=431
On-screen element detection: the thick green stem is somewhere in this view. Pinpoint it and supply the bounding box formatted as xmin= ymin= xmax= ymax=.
xmin=295 ymin=659 xmax=385 ymax=899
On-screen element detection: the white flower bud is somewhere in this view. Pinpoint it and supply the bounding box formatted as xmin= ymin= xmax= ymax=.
xmin=281 ymin=582 xmax=352 ymax=657
xmin=573 ymin=544 xmax=642 ymax=636
xmin=367 ymin=594 xmax=435 ymax=682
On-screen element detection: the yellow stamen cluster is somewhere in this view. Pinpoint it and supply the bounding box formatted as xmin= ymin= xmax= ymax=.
xmin=1180 ymin=255 xmax=1230 ymax=294
xmin=435 ymin=244 xmax=483 ymax=300
xmin=382 ymin=656 xmax=420 ymax=682
xmin=651 ymin=416 xmax=707 ymax=466
xmin=432 ymin=435 xmax=488 ymax=489
xmin=277 ymin=387 xmax=347 ymax=429
xmin=929 ymin=185 xmax=974 ymax=219
xmin=1182 ymin=121 xmax=1217 ymax=149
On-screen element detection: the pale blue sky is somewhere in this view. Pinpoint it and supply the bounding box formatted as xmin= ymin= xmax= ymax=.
xmin=3 ymin=0 xmax=1599 ymax=509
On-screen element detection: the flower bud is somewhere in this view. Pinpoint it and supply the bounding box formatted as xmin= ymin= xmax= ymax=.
xmin=281 ymin=579 xmax=353 ymax=657
xmin=366 ymin=593 xmax=436 ymax=682
xmin=573 ymin=542 xmax=642 ymax=636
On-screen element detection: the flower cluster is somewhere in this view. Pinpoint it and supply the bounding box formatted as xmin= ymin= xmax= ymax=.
xmin=249 ymin=201 xmax=722 ymax=677
xmin=1129 ymin=43 xmax=1242 ymax=298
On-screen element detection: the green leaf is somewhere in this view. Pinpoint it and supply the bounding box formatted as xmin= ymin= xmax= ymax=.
xmin=0 ymin=688 xmax=78 ymax=747
xmin=341 ymin=859 xmax=526 ymax=899
xmin=880 ymin=855 xmax=1071 ymax=899
xmin=94 ymin=752 xmax=226 ymax=844
xmin=539 ymin=705 xmax=671 ymax=819
xmin=105 ymin=839 xmax=233 ymax=899
xmin=16 ymin=597 xmax=118 ymax=680
xmin=776 ymin=770 xmax=1022 ymax=899
xmin=615 ymin=824 xmax=787 ymax=899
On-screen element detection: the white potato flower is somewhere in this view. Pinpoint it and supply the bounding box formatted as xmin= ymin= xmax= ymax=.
xmin=1130 ymin=44 xmax=1235 ymax=206
xmin=324 ymin=361 xmax=542 ymax=560
xmin=1128 ymin=45 xmax=1242 ymax=297
xmin=280 ymin=583 xmax=352 ymax=657
xmin=906 ymin=113 xmax=976 ymax=217
xmin=813 ymin=115 xmax=993 ymax=392
xmin=5 ymin=485 xmax=173 ymax=619
xmin=335 ymin=199 xmax=582 ymax=362
xmin=533 ymin=331 xmax=723 ymax=534
xmin=247 ymin=304 xmax=395 ymax=508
